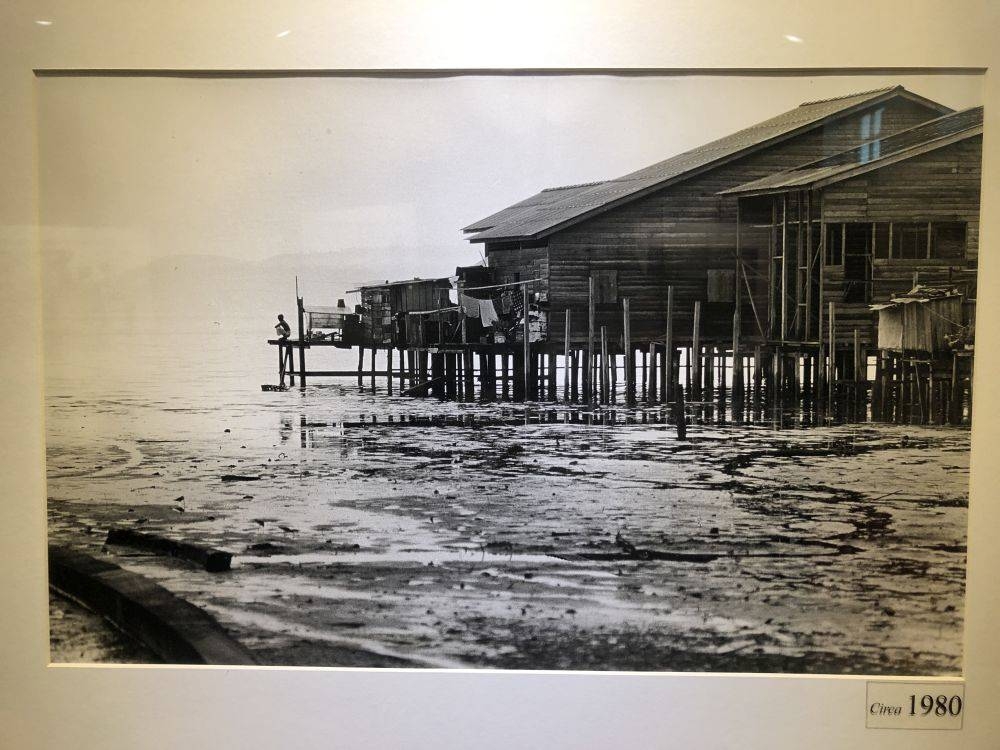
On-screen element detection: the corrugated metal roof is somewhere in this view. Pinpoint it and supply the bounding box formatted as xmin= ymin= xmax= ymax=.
xmin=462 ymin=183 xmax=601 ymax=233
xmin=465 ymin=86 xmax=950 ymax=243
xmin=720 ymin=106 xmax=983 ymax=196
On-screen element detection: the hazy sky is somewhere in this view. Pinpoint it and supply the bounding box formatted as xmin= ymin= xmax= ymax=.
xmin=38 ymin=74 xmax=983 ymax=323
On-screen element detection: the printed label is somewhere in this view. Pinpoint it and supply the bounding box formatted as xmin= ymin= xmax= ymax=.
xmin=866 ymin=681 xmax=964 ymax=730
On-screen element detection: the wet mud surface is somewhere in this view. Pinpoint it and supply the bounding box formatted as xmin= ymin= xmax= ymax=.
xmin=46 ymin=384 xmax=968 ymax=673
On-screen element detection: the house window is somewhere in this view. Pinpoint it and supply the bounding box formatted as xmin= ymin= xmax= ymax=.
xmin=932 ymin=222 xmax=967 ymax=259
xmin=591 ymin=270 xmax=618 ymax=304
xmin=892 ymin=223 xmax=929 ymax=259
xmin=826 ymin=224 xmax=843 ymax=266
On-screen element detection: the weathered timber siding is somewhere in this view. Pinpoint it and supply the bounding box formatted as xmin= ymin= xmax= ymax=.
xmin=822 ymin=135 xmax=981 ymax=263
xmin=533 ymin=98 xmax=940 ymax=347
xmin=820 ymin=135 xmax=981 ymax=342
xmin=484 ymin=245 xmax=550 ymax=294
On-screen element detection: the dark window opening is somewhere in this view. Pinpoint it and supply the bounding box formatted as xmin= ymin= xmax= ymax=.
xmin=843 ymin=224 xmax=872 ymax=303
xmin=873 ymin=222 xmax=891 ymax=259
xmin=892 ymin=223 xmax=929 ymax=260
xmin=932 ymin=223 xmax=967 ymax=259
xmin=826 ymin=225 xmax=843 ymax=266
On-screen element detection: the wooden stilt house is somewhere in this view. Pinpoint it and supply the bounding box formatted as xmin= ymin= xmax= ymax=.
xmin=722 ymin=106 xmax=982 ymax=422
xmin=463 ymin=87 xmax=953 ymax=353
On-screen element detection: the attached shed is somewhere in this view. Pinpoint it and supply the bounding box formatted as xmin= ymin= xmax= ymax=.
xmin=351 ymin=277 xmax=454 ymax=348
xmin=872 ymin=288 xmax=968 ymax=356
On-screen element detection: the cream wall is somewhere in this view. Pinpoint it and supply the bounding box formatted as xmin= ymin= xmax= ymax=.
xmin=2 ymin=2 xmax=999 ymax=749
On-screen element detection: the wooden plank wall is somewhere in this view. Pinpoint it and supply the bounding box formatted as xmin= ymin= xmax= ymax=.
xmin=820 ymin=135 xmax=982 ymax=341
xmin=492 ymin=97 xmax=941 ymax=348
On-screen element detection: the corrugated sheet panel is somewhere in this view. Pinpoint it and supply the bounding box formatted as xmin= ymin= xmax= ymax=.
xmin=466 ymin=87 xmax=942 ymax=242
xmin=462 ymin=183 xmax=601 ymax=233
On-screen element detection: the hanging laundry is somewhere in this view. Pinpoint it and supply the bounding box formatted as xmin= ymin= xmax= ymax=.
xmin=459 ymin=293 xmax=481 ymax=319
xmin=478 ymin=298 xmax=500 ymax=328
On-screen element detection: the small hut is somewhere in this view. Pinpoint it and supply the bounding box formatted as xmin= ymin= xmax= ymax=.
xmin=872 ymin=287 xmax=971 ymax=356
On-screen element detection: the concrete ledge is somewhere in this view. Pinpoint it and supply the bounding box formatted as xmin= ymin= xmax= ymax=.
xmin=48 ymin=545 xmax=256 ymax=665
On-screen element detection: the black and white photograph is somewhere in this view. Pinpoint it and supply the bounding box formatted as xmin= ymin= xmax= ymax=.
xmin=41 ymin=73 xmax=982 ymax=674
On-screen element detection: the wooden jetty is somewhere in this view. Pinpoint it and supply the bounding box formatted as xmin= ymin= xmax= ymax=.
xmin=267 ymin=89 xmax=981 ymax=426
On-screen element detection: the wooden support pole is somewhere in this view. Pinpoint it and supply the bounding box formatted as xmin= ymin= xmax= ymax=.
xmin=296 ymin=297 xmax=307 ymax=387
xmin=523 ymin=283 xmax=531 ymax=402
xmin=464 ymin=347 xmax=475 ymax=402
xmin=431 ymin=352 xmax=445 ymax=399
xmin=502 ymin=352 xmax=510 ymax=401
xmin=370 ymin=346 xmax=376 ymax=391
xmin=586 ymin=276 xmax=595 ymax=404
xmin=805 ymin=190 xmax=815 ymax=341
xmin=418 ymin=351 xmax=429 ymax=398
xmin=732 ymin=301 xmax=742 ymax=413
xmin=547 ymin=349 xmax=557 ymax=401
xmin=563 ymin=310 xmax=571 ymax=402
xmin=664 ymin=285 xmax=675 ymax=403
xmin=445 ymin=353 xmax=457 ymax=400
xmin=692 ymin=301 xmax=702 ymax=401
xmin=640 ymin=350 xmax=648 ymax=403
xmin=753 ymin=345 xmax=763 ymax=413
xmin=600 ymin=326 xmax=609 ymax=404
xmin=610 ymin=347 xmax=618 ymax=401
xmin=780 ymin=194 xmax=788 ymax=343
xmin=648 ymin=341 xmax=657 ymax=404
xmin=386 ymin=347 xmax=394 ymax=396
xmin=827 ymin=303 xmax=836 ymax=411
xmin=571 ymin=350 xmax=579 ymax=402
xmin=623 ymin=297 xmax=634 ymax=405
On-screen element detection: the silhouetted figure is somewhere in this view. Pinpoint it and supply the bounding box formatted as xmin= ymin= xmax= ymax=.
xmin=275 ymin=314 xmax=291 ymax=340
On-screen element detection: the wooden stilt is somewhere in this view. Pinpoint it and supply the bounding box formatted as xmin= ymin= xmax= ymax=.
xmin=586 ymin=277 xmax=595 ymax=404
xmin=296 ymin=297 xmax=307 ymax=387
xmin=692 ymin=301 xmax=702 ymax=401
xmin=827 ymin=303 xmax=836 ymax=411
xmin=386 ymin=347 xmax=394 ymax=396
xmin=431 ymin=352 xmax=444 ymax=399
xmin=610 ymin=348 xmax=618 ymax=402
xmin=464 ymin=347 xmax=475 ymax=402
xmin=664 ymin=285 xmax=675 ymax=403
xmin=547 ymin=349 xmax=557 ymax=401
xmin=563 ymin=311 xmax=571 ymax=402
xmin=600 ymin=326 xmax=609 ymax=404
xmin=445 ymin=353 xmax=457 ymax=400
xmin=523 ymin=284 xmax=531 ymax=402
xmin=624 ymin=298 xmax=635 ymax=406
xmin=648 ymin=342 xmax=658 ymax=404
xmin=571 ymin=350 xmax=579 ymax=402
xmin=640 ymin=350 xmax=648 ymax=402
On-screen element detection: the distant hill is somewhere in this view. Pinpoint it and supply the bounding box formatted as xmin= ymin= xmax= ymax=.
xmin=42 ymin=246 xmax=476 ymax=334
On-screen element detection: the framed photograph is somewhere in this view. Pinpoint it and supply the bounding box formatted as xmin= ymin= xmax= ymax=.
xmin=4 ymin=2 xmax=1000 ymax=748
